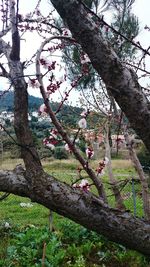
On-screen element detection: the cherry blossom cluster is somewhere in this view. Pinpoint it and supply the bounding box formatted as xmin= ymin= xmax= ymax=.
xmin=62 ymin=28 xmax=72 ymax=37
xmin=28 ymin=78 xmax=40 ymax=88
xmin=18 ymin=22 xmax=58 ymax=35
xmin=17 ymin=6 xmax=57 ymax=34
xmin=47 ymin=43 xmax=65 ymax=53
xmin=85 ymin=147 xmax=94 ymax=159
xmin=96 ymin=157 xmax=109 ymax=177
xmin=47 ymin=81 xmax=62 ymax=95
xmin=73 ymin=179 xmax=90 ymax=193
xmin=40 ymin=58 xmax=56 ymax=70
xmin=54 ymin=75 xmax=84 ymax=114
xmin=71 ymin=77 xmax=81 ymax=88
xmin=43 ymin=129 xmax=61 ymax=150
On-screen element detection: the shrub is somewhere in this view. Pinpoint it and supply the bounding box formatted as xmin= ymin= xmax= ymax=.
xmin=54 ymin=147 xmax=68 ymax=160
xmin=137 ymin=144 xmax=150 ymax=172
xmin=38 ymin=147 xmax=53 ymax=159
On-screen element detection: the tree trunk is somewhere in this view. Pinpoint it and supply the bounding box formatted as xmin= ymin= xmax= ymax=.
xmin=50 ymin=0 xmax=150 ymax=153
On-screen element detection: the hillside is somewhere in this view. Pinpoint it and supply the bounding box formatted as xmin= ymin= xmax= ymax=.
xmin=0 ymin=91 xmax=43 ymax=111
xmin=0 ymin=91 xmax=82 ymax=127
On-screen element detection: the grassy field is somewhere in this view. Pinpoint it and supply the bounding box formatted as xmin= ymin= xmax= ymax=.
xmin=0 ymin=158 xmax=145 ymax=222
xmin=0 ymin=158 xmax=150 ymax=266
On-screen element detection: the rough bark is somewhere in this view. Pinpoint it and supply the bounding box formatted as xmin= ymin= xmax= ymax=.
xmin=9 ymin=60 xmax=43 ymax=182
xmin=1 ymin=168 xmax=150 ymax=256
xmin=50 ymin=0 xmax=150 ymax=153
xmin=8 ymin=0 xmax=43 ymax=181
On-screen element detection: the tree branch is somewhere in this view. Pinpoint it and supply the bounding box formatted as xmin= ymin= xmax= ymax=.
xmin=50 ymin=0 xmax=150 ymax=153
xmin=35 ymin=35 xmax=107 ymax=200
xmin=9 ymin=0 xmax=20 ymax=60
xmin=0 ymin=39 xmax=11 ymax=59
xmin=1 ymin=168 xmax=150 ymax=256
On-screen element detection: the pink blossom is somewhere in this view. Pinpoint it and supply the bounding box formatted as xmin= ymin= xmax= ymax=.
xmin=80 ymin=53 xmax=91 ymax=64
xmin=104 ymin=157 xmax=109 ymax=165
xmin=80 ymin=109 xmax=90 ymax=118
xmin=46 ymin=143 xmax=55 ymax=150
xmin=43 ymin=138 xmax=55 ymax=150
xmin=73 ymin=179 xmax=90 ymax=192
xmin=28 ymin=79 xmax=40 ymax=88
xmin=50 ymin=129 xmax=58 ymax=139
xmin=38 ymin=104 xmax=48 ymax=115
xmin=86 ymin=147 xmax=94 ymax=159
xmin=80 ymin=110 xmax=87 ymax=118
xmin=96 ymin=157 xmax=109 ymax=177
xmin=97 ymin=169 xmax=105 ymax=177
xmin=64 ymin=143 xmax=71 ymax=152
xmin=40 ymin=57 xmax=51 ymax=69
xmin=62 ymin=28 xmax=71 ymax=36
xmin=79 ymin=179 xmax=90 ymax=192
xmin=78 ymin=118 xmax=87 ymax=129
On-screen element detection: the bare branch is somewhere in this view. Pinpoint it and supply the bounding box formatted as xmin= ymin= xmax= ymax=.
xmin=35 ymin=35 xmax=107 ymax=200
xmin=0 ymin=38 xmax=11 ymax=59
xmin=9 ymin=0 xmax=20 ymax=60
xmin=0 ymin=63 xmax=10 ymax=78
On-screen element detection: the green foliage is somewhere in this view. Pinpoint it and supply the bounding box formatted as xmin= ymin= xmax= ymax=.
xmin=1 ymin=135 xmax=21 ymax=159
xmin=0 ymin=219 xmax=149 ymax=267
xmin=83 ymin=0 xmax=93 ymax=8
xmin=112 ymin=12 xmax=139 ymax=59
xmin=38 ymin=147 xmax=53 ymax=159
xmin=137 ymin=144 xmax=150 ymax=172
xmin=62 ymin=0 xmax=139 ymax=94
xmin=54 ymin=147 xmax=69 ymax=160
xmin=78 ymin=135 xmax=86 ymax=153
xmin=0 ymin=91 xmax=82 ymax=127
xmin=0 ymin=226 xmax=65 ymax=267
xmin=56 ymin=104 xmax=81 ymax=128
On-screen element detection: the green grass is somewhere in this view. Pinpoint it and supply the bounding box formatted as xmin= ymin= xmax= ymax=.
xmin=0 ymin=158 xmax=24 ymax=170
xmin=0 ymin=158 xmax=144 ymax=218
xmin=43 ymin=158 xmax=144 ymax=217
xmin=0 ymin=194 xmax=49 ymax=226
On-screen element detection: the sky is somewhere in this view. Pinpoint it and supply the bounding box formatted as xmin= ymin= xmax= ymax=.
xmin=132 ymin=0 xmax=150 ymax=88
xmin=1 ymin=0 xmax=150 ymax=106
xmin=133 ymin=0 xmax=150 ymax=47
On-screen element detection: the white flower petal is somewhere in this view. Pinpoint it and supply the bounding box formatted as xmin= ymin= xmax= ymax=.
xmin=78 ymin=118 xmax=87 ymax=129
